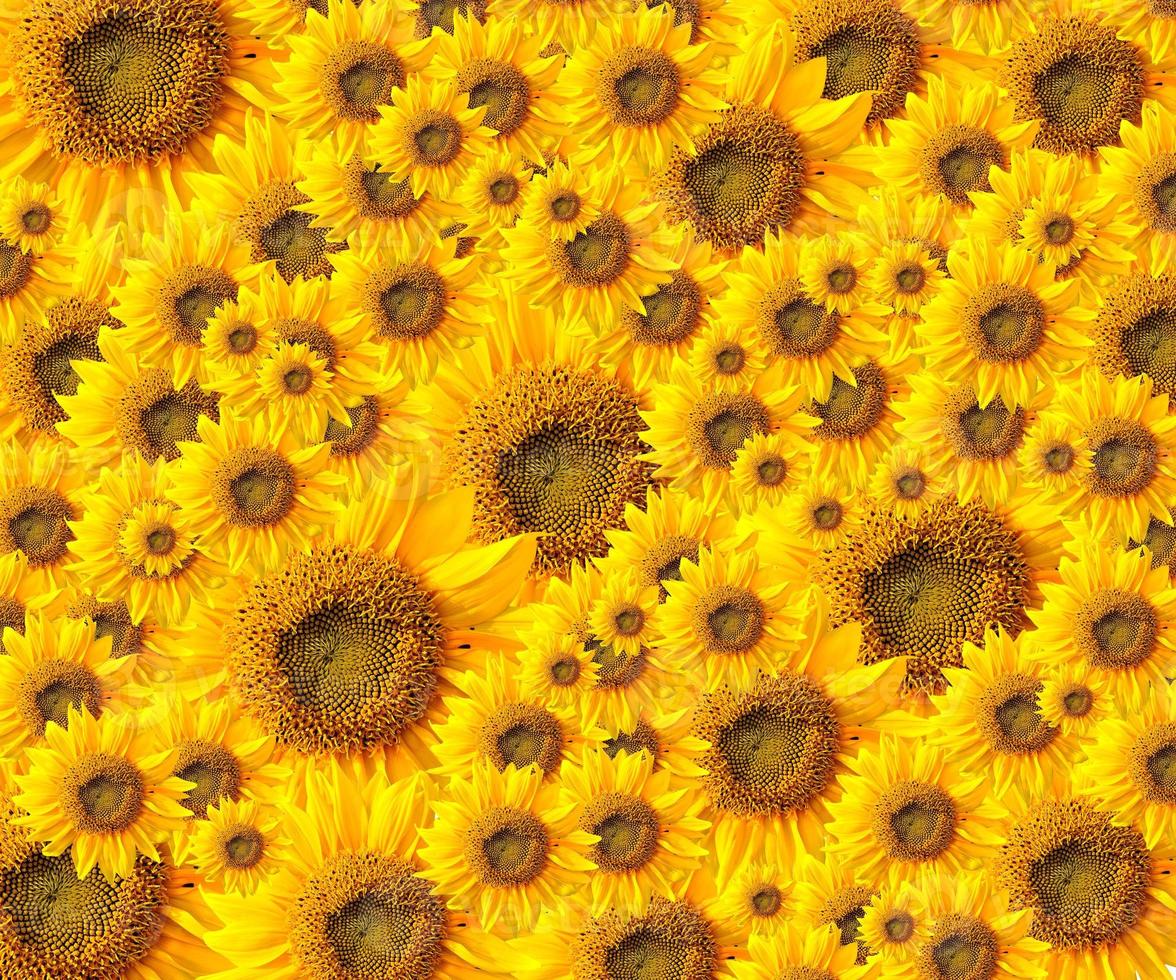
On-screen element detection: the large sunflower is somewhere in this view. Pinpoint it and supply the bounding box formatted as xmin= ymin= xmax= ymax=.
xmin=0 ymin=0 xmax=274 ymax=234
xmin=205 ymin=764 xmax=513 ymax=977
xmin=653 ymin=22 xmax=872 ymax=251
xmin=0 ymin=439 xmax=83 ymax=588
xmin=1100 ymin=100 xmax=1176 ymax=249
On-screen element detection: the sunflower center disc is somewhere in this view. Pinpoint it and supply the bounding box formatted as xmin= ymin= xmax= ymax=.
xmin=581 ymin=792 xmax=661 ymax=873
xmin=461 ymin=60 xmax=530 ymax=134
xmin=2 ymin=488 xmax=75 ymax=566
xmin=873 ymin=780 xmax=957 ymax=861
xmin=23 ymin=662 xmax=103 ymax=735
xmin=481 ymin=703 xmax=564 ymax=774
xmin=175 ymin=740 xmax=241 ymax=818
xmin=919 ymin=913 xmax=998 ymax=980
xmin=599 ymin=48 xmax=680 ymax=126
xmin=575 ymin=900 xmax=718 ymax=980
xmin=626 ymin=272 xmax=703 ymax=346
xmin=222 ymin=826 xmax=264 ymax=868
xmin=465 ymin=806 xmax=549 ymax=886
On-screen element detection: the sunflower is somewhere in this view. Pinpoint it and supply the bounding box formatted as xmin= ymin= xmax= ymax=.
xmin=778 ymin=472 xmax=862 ymax=551
xmin=653 ymin=22 xmax=872 ymax=251
xmin=0 ymin=438 xmax=83 ymax=587
xmin=320 ymin=387 xmax=420 ymax=492
xmin=858 ymin=878 xmax=923 ymax=971
xmin=518 ymin=157 xmax=602 ymax=242
xmin=591 ymin=704 xmax=711 ymax=781
xmin=818 ymin=496 xmax=1045 ymax=696
xmin=825 ymin=733 xmax=1007 ymax=883
xmin=907 ymin=867 xmax=1049 ymax=980
xmin=187 ymin=113 xmax=346 ymax=283
xmin=588 ymin=227 xmax=729 ymax=392
xmin=875 ymin=72 xmax=1037 ymax=208
xmin=896 ymin=373 xmax=1039 ymax=508
xmin=1076 ymin=681 xmax=1176 ymax=850
xmin=0 ymin=176 xmax=68 ymax=255
xmin=868 ymin=440 xmax=947 ymax=522
xmin=12 ymin=707 xmax=191 ymax=881
xmin=1054 ymin=370 xmax=1176 ymax=541
xmin=802 ymin=355 xmax=909 ymax=491
xmin=1017 ymin=410 xmax=1090 ymax=510
xmin=369 ymin=77 xmax=494 ymax=199
xmin=0 ymin=551 xmax=54 ymax=652
xmin=522 ymin=561 xmax=693 ymax=732
xmin=1089 ymin=243 xmax=1176 ymax=400
xmin=1100 ymin=100 xmax=1176 ymax=249
xmin=0 ymin=0 xmax=273 ymax=234
xmin=867 ymin=239 xmax=948 ymax=322
xmin=419 ymin=760 xmax=594 ymax=930
xmin=714 ymin=230 xmax=887 ymax=402
xmin=690 ymin=656 xmax=905 ymax=873
xmin=657 ymin=546 xmax=802 ymax=686
xmin=709 ymin=860 xmax=797 ymax=941
xmin=686 ymin=319 xmax=769 ymax=391
xmin=330 ymin=230 xmax=490 ymax=384
xmin=1037 ymin=662 xmax=1113 ymax=740
xmin=0 ymin=802 xmax=227 ymax=978
xmin=431 ymin=651 xmax=584 ymax=780
xmin=64 ymin=592 xmax=176 ymax=688
xmin=425 ymin=301 xmax=657 ymax=579
xmin=57 ymin=327 xmax=221 ymax=467
xmin=502 ymin=162 xmax=677 ymax=330
xmin=733 ymin=924 xmax=873 ymax=980
xmin=919 ymin=240 xmax=1089 ymax=410
xmin=730 ymin=429 xmax=812 ymax=515
xmin=0 ymin=221 xmax=76 ymax=333
xmin=189 ymin=795 xmax=290 ymax=896
xmin=0 ymin=612 xmax=131 ymax=755
xmin=455 ymin=145 xmax=531 ymax=245
xmin=1000 ymin=15 xmax=1147 ymax=156
xmin=1029 ymin=532 xmax=1176 ymax=701
xmin=220 ymin=478 xmax=534 ymax=767
xmin=555 ymin=5 xmax=727 ymax=172
xmin=110 ymin=211 xmax=261 ymax=385
xmin=642 ymin=362 xmax=804 ymax=506
xmin=425 ymin=13 xmax=563 ymax=163
xmin=906 ymin=628 xmax=1074 ymax=801
xmin=964 ymin=148 xmax=1137 ymax=299
xmin=997 ymin=798 xmax=1176 ymax=980
xmin=68 ymin=456 xmax=225 ymax=627
xmin=560 ymin=747 xmax=709 ymax=908
xmin=907 ymin=0 xmax=1036 ymax=54
xmin=296 ymin=132 xmax=457 ymax=244
xmin=588 ymin=575 xmax=661 ymax=661
xmin=198 ymin=285 xmax=274 ymax=391
xmin=787 ymin=854 xmax=877 ymax=963
xmin=598 ymin=485 xmax=735 ymax=601
xmin=205 ymin=764 xmax=513 ymax=978
xmin=272 ymin=0 xmax=432 ymax=149
xmin=800 ymin=232 xmax=880 ymax=315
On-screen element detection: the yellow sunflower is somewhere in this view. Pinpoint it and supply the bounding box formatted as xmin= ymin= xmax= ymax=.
xmin=907 ymin=0 xmax=1036 ymax=54
xmin=1076 ymin=680 xmax=1176 ymax=850
xmin=12 ymin=707 xmax=192 ymax=881
xmin=714 ymin=230 xmax=887 ymax=402
xmin=189 ymin=795 xmax=290 ymax=896
xmin=330 ymin=229 xmax=491 ymax=384
xmin=800 ymin=231 xmax=880 ymax=315
xmin=0 ymin=550 xmax=55 ymax=651
xmin=425 ymin=12 xmax=563 ymax=163
xmin=868 ymin=440 xmax=948 ymax=522
xmin=455 ymin=145 xmax=531 ymax=245
xmin=370 ymin=76 xmax=494 ymax=198
xmin=657 ymin=546 xmax=803 ymax=686
xmin=110 ymin=210 xmax=262 ymax=385
xmin=0 ymin=612 xmax=131 ymax=755
xmin=964 ymin=148 xmax=1137 ymax=300
xmin=997 ymin=798 xmax=1176 ymax=980
xmin=0 ymin=0 xmax=274 ymax=234
xmin=555 ymin=5 xmax=727 ymax=173
xmin=709 ymin=859 xmax=797 ymax=942
xmin=654 ymin=22 xmax=872 ymax=250
xmin=900 ymin=628 xmax=1074 ymax=802
xmin=1029 ymin=530 xmax=1176 ymax=701
xmin=419 ymin=760 xmax=594 ymax=930
xmin=777 ymin=471 xmax=862 ymax=551
xmin=431 ymin=650 xmax=586 ymax=780
xmin=919 ymin=239 xmax=1090 ymax=409
xmin=686 ymin=319 xmax=769 ymax=392
xmin=729 ymin=429 xmax=813 ymax=515
xmin=824 ymin=733 xmax=1007 ymax=883
xmin=205 ymin=764 xmax=513 ymax=977
xmin=858 ymin=877 xmax=924 ymax=972
xmin=1016 ymin=410 xmax=1090 ymax=511
xmin=0 ymin=438 xmax=83 ymax=588
xmin=517 ymin=157 xmax=601 ymax=242
xmin=186 ymin=113 xmax=346 ymax=283
xmin=1037 ymin=661 xmax=1113 ymax=740
xmin=219 ymin=477 xmax=534 ymax=771
xmin=502 ymin=162 xmax=677 ymax=330
xmin=1101 ymin=100 xmax=1176 ymax=250
xmin=787 ymin=853 xmax=877 ymax=964
xmin=319 ymin=386 xmax=420 ymax=493
xmin=69 ymin=459 xmax=225 ymax=629
xmin=733 ymin=924 xmax=874 ymax=980
xmin=0 ymin=175 xmax=68 ymax=255
xmin=907 ymin=867 xmax=1049 ymax=980
xmin=560 ymin=746 xmax=709 ymax=908
xmin=272 ymin=0 xmax=432 ymax=149
xmin=874 ymin=72 xmax=1037 ymax=208
xmin=1054 ymin=370 xmax=1176 ymax=541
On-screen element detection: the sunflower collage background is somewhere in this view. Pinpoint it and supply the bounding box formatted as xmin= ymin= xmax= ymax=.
xmin=1 ymin=0 xmax=1176 ymax=976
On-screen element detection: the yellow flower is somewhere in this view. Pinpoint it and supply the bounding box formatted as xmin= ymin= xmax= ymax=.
xmin=189 ymin=795 xmax=290 ymax=896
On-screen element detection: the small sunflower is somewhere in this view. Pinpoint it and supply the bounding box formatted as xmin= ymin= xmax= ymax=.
xmin=1017 ymin=411 xmax=1089 ymax=509
xmin=419 ymin=761 xmax=594 ymax=931
xmin=779 ymin=473 xmax=862 ymax=551
xmin=518 ymin=157 xmax=601 ymax=242
xmin=189 ymin=795 xmax=290 ymax=896
xmin=729 ymin=429 xmax=812 ymax=515
xmin=12 ymin=708 xmax=192 ymax=881
xmin=0 ymin=176 xmax=67 ymax=255
xmin=0 ymin=550 xmax=55 ymax=651
xmin=858 ymin=878 xmax=924 ymax=971
xmin=709 ymin=860 xmax=797 ymax=941
xmin=1037 ymin=662 xmax=1113 ymax=740
xmin=455 ymin=146 xmax=531 ymax=245
xmin=732 ymin=924 xmax=873 ymax=980
xmin=0 ymin=439 xmax=83 ymax=587
xmin=686 ymin=320 xmax=769 ymax=392
xmin=868 ymin=440 xmax=947 ymax=522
